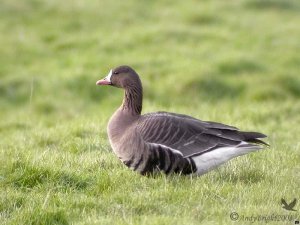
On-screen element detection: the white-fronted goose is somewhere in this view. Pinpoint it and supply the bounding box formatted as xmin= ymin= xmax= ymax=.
xmin=96 ymin=65 xmax=268 ymax=176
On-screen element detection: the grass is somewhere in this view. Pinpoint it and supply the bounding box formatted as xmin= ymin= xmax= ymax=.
xmin=1 ymin=0 xmax=300 ymax=224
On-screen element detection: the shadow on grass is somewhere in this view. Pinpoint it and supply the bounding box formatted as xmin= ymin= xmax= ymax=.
xmin=185 ymin=13 xmax=220 ymax=25
xmin=245 ymin=0 xmax=300 ymax=11
xmin=279 ymin=75 xmax=300 ymax=98
xmin=183 ymin=76 xmax=245 ymax=101
xmin=217 ymin=58 xmax=264 ymax=75
xmin=34 ymin=100 xmax=58 ymax=114
xmin=252 ymin=75 xmax=300 ymax=102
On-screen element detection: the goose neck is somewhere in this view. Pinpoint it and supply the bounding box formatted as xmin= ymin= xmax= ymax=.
xmin=122 ymin=85 xmax=143 ymax=115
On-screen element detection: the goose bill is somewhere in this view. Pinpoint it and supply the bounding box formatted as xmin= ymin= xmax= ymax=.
xmin=96 ymin=69 xmax=112 ymax=85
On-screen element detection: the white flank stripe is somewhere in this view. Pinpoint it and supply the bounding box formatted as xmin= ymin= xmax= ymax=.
xmin=152 ymin=143 xmax=183 ymax=156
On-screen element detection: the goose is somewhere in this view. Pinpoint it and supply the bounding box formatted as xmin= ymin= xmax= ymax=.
xmin=96 ymin=65 xmax=268 ymax=176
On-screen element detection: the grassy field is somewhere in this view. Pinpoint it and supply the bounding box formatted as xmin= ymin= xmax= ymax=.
xmin=1 ymin=0 xmax=300 ymax=224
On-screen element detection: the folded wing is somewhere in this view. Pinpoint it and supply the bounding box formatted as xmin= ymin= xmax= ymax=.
xmin=137 ymin=111 xmax=267 ymax=158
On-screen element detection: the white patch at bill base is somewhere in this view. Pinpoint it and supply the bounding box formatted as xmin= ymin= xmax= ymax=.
xmin=106 ymin=69 xmax=113 ymax=82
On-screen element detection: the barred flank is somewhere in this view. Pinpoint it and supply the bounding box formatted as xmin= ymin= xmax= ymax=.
xmin=122 ymin=144 xmax=197 ymax=175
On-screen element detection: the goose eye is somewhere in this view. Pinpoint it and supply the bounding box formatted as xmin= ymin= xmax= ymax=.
xmin=113 ymin=71 xmax=118 ymax=75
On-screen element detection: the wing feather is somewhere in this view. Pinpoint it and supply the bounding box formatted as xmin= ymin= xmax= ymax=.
xmin=137 ymin=112 xmax=267 ymax=158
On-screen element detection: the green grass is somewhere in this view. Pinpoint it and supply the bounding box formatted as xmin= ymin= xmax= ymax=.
xmin=1 ymin=0 xmax=300 ymax=224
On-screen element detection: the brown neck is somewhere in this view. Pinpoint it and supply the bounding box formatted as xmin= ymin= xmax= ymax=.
xmin=122 ymin=84 xmax=143 ymax=115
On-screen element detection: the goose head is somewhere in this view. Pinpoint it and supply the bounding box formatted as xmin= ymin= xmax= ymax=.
xmin=96 ymin=65 xmax=141 ymax=89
